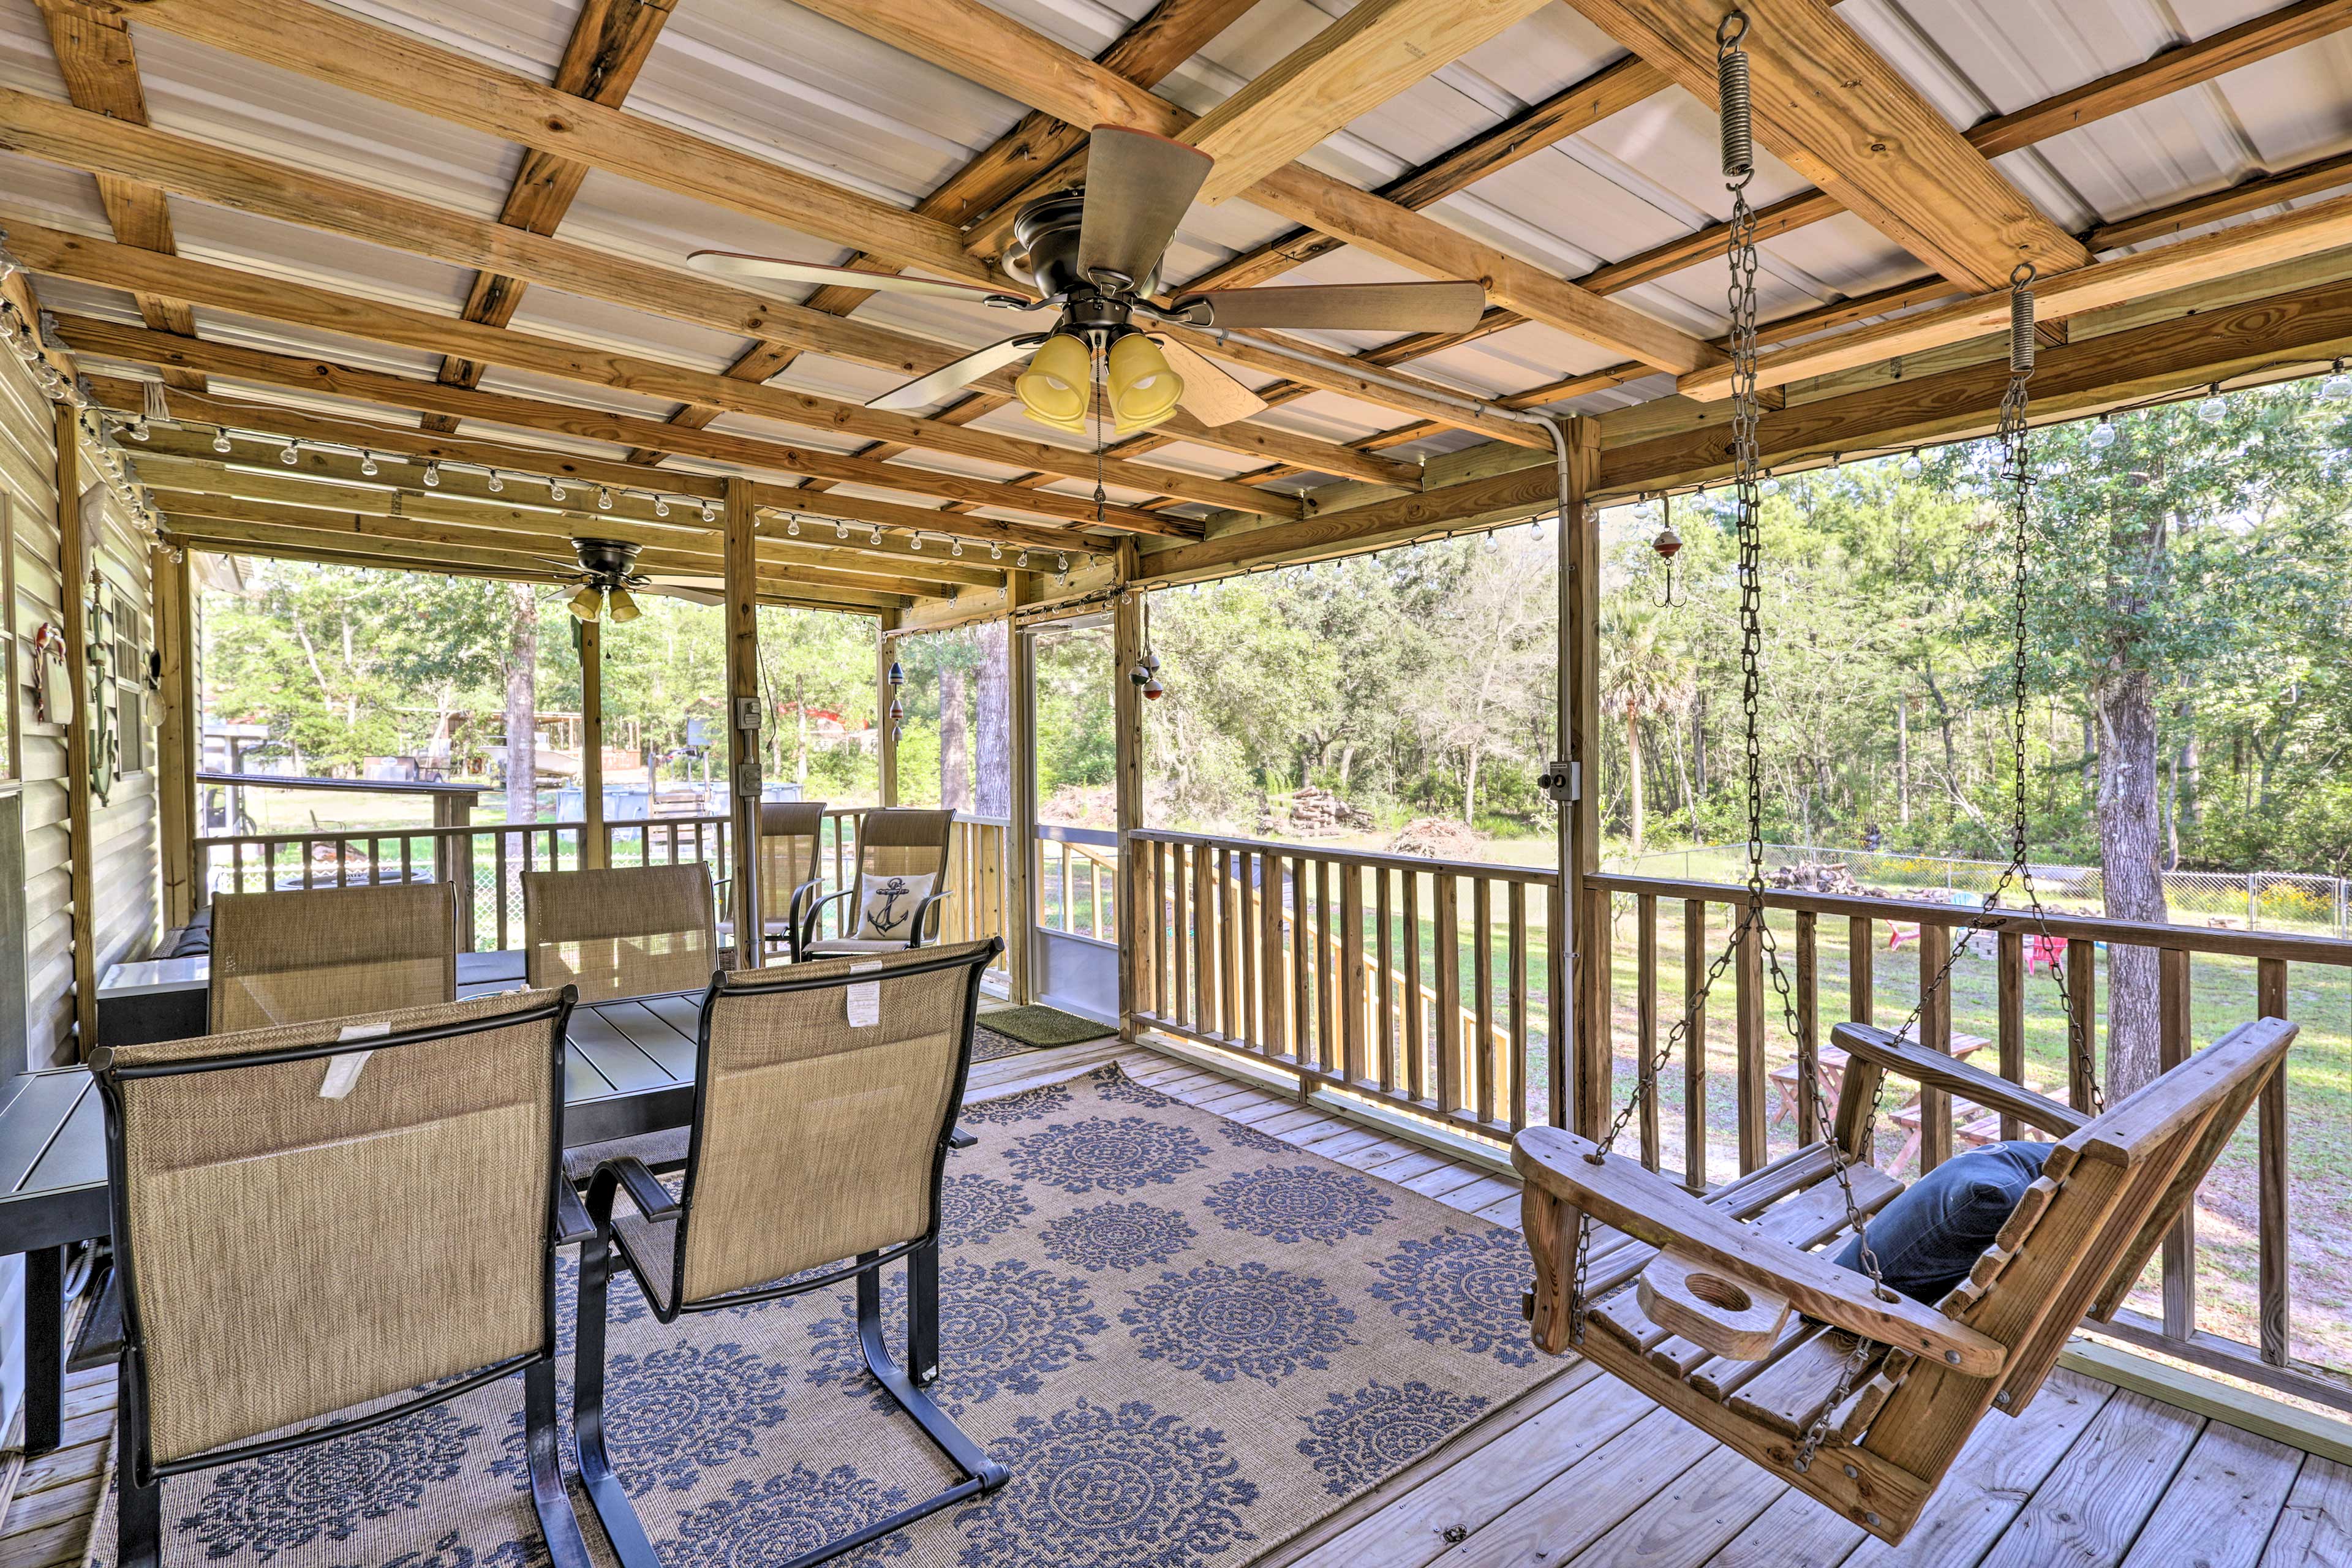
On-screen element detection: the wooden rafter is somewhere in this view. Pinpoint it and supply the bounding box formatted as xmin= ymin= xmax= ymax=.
xmin=2089 ymin=149 xmax=2352 ymax=253
xmin=9 ymin=217 xmax=1316 ymax=519
xmin=432 ymin=0 xmax=677 ymax=415
xmin=33 ymin=0 xmax=197 ymax=378
xmin=0 ymin=85 xmax=1522 ymax=446
xmin=1678 ymin=191 xmax=2352 ymax=399
xmin=1557 ymin=0 xmax=2087 ymax=292
xmin=62 ymin=315 xmax=1206 ymax=533
xmin=1182 ymin=0 xmax=1557 ymax=203
xmin=782 ymin=0 xmax=1722 ymax=374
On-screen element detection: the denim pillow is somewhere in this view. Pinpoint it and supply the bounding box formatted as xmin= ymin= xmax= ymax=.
xmin=1834 ymin=1140 xmax=2051 ymax=1303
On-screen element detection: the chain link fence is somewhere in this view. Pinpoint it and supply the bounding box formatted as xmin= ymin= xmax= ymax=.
xmin=1618 ymin=843 xmax=2350 ymax=938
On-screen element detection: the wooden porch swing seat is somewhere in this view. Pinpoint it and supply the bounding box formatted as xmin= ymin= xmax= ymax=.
xmin=1516 ymin=1012 xmax=2296 ymax=1544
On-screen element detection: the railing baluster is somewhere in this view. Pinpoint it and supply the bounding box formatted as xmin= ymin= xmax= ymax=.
xmin=1312 ymin=861 xmax=1335 ymax=1076
xmin=1434 ymin=872 xmax=1460 ymax=1118
xmin=1509 ymin=881 xmax=1530 ymax=1137
xmin=1261 ymin=852 xmax=1287 ymax=1059
xmin=2256 ymin=956 xmax=2290 ymax=1366
xmin=301 ymin=837 xmax=316 ymax=891
xmin=1997 ymin=930 xmax=2025 ymax=1141
xmin=2067 ymin=937 xmax=2098 ymax=1114
xmin=1637 ymin=894 xmax=1659 ymax=1167
xmin=1223 ymin=847 xmax=1244 ymax=1041
xmin=1378 ymin=869 xmax=1397 ymax=1096
xmin=1917 ymin=922 xmax=1953 ymax=1172
xmin=1291 ymin=855 xmax=1313 ymax=1074
xmin=1343 ymin=863 xmax=1368 ymax=1087
xmin=2160 ymin=946 xmax=2194 ymax=1339
xmin=1735 ymin=907 xmax=1763 ymax=1174
xmin=1472 ymin=876 xmax=1495 ymax=1125
xmin=1172 ymin=846 xmax=1193 ymax=1030
xmin=1684 ymin=899 xmax=1707 ymax=1189
xmin=1194 ymin=844 xmax=1217 ymax=1035
xmin=1238 ymin=851 xmax=1258 ymax=1053
xmin=1795 ymin=910 xmax=1819 ymax=1147
xmin=1403 ymin=869 xmax=1425 ymax=1103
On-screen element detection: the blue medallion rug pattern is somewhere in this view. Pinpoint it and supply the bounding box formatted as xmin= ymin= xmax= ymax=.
xmin=84 ymin=1063 xmax=1562 ymax=1568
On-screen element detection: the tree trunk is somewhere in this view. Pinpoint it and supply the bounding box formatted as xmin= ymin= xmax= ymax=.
xmin=1624 ymin=704 xmax=1646 ymax=859
xmin=940 ymin=662 xmax=971 ymax=810
xmin=794 ymin=674 xmax=809 ymax=786
xmin=2095 ymin=665 xmax=2168 ymax=1094
xmin=976 ymin=620 xmax=1009 ymax=817
xmin=1463 ymin=745 xmax=1481 ymax=824
xmin=1895 ymin=695 xmax=1910 ymax=827
xmin=504 ymin=582 xmax=538 ymax=826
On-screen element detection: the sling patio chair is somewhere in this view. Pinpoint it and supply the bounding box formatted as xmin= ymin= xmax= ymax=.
xmin=91 ymin=988 xmax=595 ymax=1568
xmin=208 ymin=880 xmax=459 ymax=1032
xmin=521 ymin=863 xmax=718 ymax=1001
xmin=576 ymin=937 xmax=1009 ymax=1568
xmin=715 ymin=800 xmax=830 ymax=959
xmin=799 ymin=807 xmax=958 ymax=958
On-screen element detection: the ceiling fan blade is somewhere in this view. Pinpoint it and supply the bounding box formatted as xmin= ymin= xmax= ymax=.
xmin=1156 ymin=336 xmax=1267 ymax=427
xmin=685 ymin=252 xmax=1009 ymax=302
xmin=1181 ymin=281 xmax=1488 ymax=334
xmin=867 ymin=335 xmax=1045 ymax=412
xmin=638 ymin=577 xmax=726 ymax=606
xmin=1077 ymin=126 xmax=1212 ymax=287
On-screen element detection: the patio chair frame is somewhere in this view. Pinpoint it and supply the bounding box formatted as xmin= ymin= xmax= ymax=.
xmin=716 ymin=800 xmax=831 ymax=958
xmin=93 ymin=990 xmax=595 ymax=1568
xmin=797 ymin=807 xmax=959 ymax=958
xmin=575 ymin=938 xmax=1008 ymax=1568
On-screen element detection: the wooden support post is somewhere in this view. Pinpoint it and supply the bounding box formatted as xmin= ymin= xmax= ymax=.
xmin=722 ymin=475 xmax=761 ymax=968
xmin=1005 ymin=584 xmax=1036 ymax=1005
xmin=876 ymin=608 xmax=900 ymax=808
xmin=1560 ymin=415 xmax=1604 ymax=1137
xmin=1114 ymin=571 xmax=1145 ymax=1041
xmin=152 ymin=545 xmax=198 ymax=931
xmin=579 ymin=616 xmax=605 ymax=869
xmin=56 ymin=407 xmax=98 ymax=1054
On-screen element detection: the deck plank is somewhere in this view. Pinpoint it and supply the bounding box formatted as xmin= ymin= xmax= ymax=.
xmin=1559 ymin=1442 xmax=1787 ymax=1567
xmin=1975 ymin=1387 xmax=2206 ymax=1568
xmin=2261 ymin=1455 xmax=2352 ymax=1567
xmin=2118 ymin=1420 xmax=2307 ymax=1568
xmin=1428 ymin=1406 xmax=1721 ymax=1566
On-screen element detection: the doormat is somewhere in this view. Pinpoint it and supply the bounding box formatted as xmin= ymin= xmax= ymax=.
xmin=978 ymin=1005 xmax=1117 ymax=1049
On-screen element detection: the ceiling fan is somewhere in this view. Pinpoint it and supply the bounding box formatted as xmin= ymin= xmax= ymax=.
xmin=687 ymin=126 xmax=1487 ymax=437
xmin=543 ymin=538 xmax=724 ymax=623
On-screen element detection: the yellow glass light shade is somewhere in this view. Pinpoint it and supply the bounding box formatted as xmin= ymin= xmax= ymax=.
xmin=606 ymin=586 xmax=641 ymax=624
xmin=1107 ymin=333 xmax=1183 ymax=426
xmin=567 ymin=585 xmax=605 ymax=621
xmin=1112 ymin=406 xmax=1179 ymax=437
xmin=1014 ymin=333 xmax=1092 ymax=425
xmin=1022 ymin=404 xmax=1091 ymax=435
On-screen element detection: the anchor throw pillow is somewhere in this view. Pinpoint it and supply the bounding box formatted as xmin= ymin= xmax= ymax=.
xmin=854 ymin=873 xmax=937 ymax=942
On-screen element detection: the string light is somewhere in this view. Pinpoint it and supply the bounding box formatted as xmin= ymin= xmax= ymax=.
xmin=1015 ymin=550 xmax=1029 ymax=568
xmin=127 ymin=419 xmax=148 ymax=442
xmin=699 ymin=501 xmax=716 ymax=523
xmin=989 ymin=542 xmax=1001 ymax=560
xmin=951 ymin=539 xmax=963 ymax=557
xmin=549 ymin=478 xmax=568 ymax=502
xmin=2197 ymin=383 xmax=2228 ymax=423
xmin=910 ymin=534 xmax=924 ymax=551
xmin=596 ymin=484 xmax=612 ymax=510
xmin=1055 ymin=552 xmax=1068 ymax=573
xmin=2089 ymin=415 xmax=2118 ymax=450
xmin=488 ymin=471 xmax=505 ymax=494
xmin=2323 ymin=359 xmax=2352 ymax=401
xmin=870 ymin=526 xmax=883 ymax=546
xmin=359 ymin=451 xmax=379 ymax=477
xmin=652 ymin=495 xmax=668 ymax=516
xmin=834 ymin=521 xmax=848 ymax=540
xmin=212 ymin=429 xmax=233 ymax=454
xmin=423 ymin=461 xmax=441 ymax=488
xmin=281 ymin=439 xmax=300 ymax=466
xmin=786 ymin=516 xmax=800 ymax=535
xmin=1898 ymin=449 xmax=1922 ymax=477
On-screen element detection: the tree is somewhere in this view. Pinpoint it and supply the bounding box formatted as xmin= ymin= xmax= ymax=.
xmin=503 ymin=581 xmax=538 ymax=823
xmin=1599 ymin=600 xmax=1694 ymax=858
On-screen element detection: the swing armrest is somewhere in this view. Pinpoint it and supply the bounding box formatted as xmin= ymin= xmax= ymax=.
xmin=1833 ymin=1023 xmax=2088 ymax=1138
xmin=1514 ymin=1126 xmax=2010 ymax=1378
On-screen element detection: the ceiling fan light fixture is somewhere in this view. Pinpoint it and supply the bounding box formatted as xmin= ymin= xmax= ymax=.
xmin=567 ymin=585 xmax=605 ymax=621
xmin=1107 ymin=333 xmax=1183 ymax=426
xmin=1021 ymin=404 xmax=1091 ymax=435
xmin=1112 ymin=407 xmax=1179 ymax=438
xmin=606 ymin=586 xmax=641 ymax=624
xmin=1014 ymin=332 xmax=1091 ymax=425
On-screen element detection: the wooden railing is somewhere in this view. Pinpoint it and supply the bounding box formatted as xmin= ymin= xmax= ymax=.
xmin=193 ymin=808 xmax=1013 ymax=967
xmin=1037 ymin=823 xmax=1118 ymax=940
xmin=1128 ymin=829 xmax=1560 ymax=1144
xmin=1588 ymin=870 xmax=2352 ymax=1416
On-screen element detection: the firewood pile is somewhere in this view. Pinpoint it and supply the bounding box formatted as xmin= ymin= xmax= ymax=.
xmin=1387 ymin=818 xmax=1481 ymax=858
xmin=1259 ymin=786 xmax=1374 ymax=837
xmin=1767 ymin=860 xmax=1864 ymax=895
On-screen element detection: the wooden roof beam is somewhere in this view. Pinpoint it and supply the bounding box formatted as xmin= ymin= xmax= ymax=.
xmin=8 ymin=218 xmax=1294 ymax=520
xmin=1558 ymin=0 xmax=2085 ymax=292
xmin=1182 ymin=0 xmax=1558 ymax=203
xmin=1677 ymin=189 xmax=2352 ymax=400
xmin=783 ymin=0 xmax=1721 ymax=375
xmin=63 ymin=315 xmax=1191 ymax=533
xmin=113 ymin=0 xmax=990 ymax=285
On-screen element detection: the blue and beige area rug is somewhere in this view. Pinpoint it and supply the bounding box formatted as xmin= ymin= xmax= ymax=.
xmin=86 ymin=1063 xmax=1562 ymax=1568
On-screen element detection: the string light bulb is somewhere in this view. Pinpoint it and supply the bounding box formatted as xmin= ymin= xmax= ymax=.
xmin=1016 ymin=550 xmax=1029 ymax=568
xmin=595 ymin=485 xmax=612 ymax=510
xmin=2323 ymin=359 xmax=2352 ymax=401
xmin=359 ymin=451 xmax=379 ymax=477
xmin=699 ymin=502 xmax=715 ymax=523
xmin=653 ymin=496 xmax=668 ymax=517
xmin=1056 ymin=553 xmax=1068 ymax=573
xmin=786 ymin=516 xmax=799 ymax=535
xmin=423 ymin=461 xmax=441 ymax=488
xmin=834 ymin=521 xmax=848 ymax=540
xmin=1899 ymin=450 xmax=1922 ymax=477
xmin=2197 ymin=383 xmax=2228 ymax=423
xmin=2089 ymin=415 xmax=2118 ymax=450
xmin=281 ymin=439 xmax=300 ymax=466
xmin=910 ymin=535 xmax=924 ymax=551
xmin=989 ymin=542 xmax=1002 ymax=560
xmin=951 ymin=539 xmax=963 ymax=557
xmin=549 ymin=478 xmax=568 ymax=502
xmin=870 ymin=526 xmax=883 ymax=546
xmin=212 ymin=429 xmax=233 ymax=454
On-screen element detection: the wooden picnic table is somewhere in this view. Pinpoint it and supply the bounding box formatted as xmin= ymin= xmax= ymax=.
xmin=1768 ymin=1030 xmax=1992 ymax=1128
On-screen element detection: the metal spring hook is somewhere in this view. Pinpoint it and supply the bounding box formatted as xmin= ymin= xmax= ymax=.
xmin=2008 ymin=262 xmax=2037 ymax=380
xmin=1717 ymin=12 xmax=1754 ymax=184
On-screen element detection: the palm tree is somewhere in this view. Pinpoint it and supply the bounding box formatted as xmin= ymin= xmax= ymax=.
xmin=1601 ymin=603 xmax=1695 ymax=859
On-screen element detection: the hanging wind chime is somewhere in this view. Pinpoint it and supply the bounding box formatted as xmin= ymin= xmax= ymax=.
xmin=886 ymin=655 xmax=905 ymax=740
xmin=1650 ymin=492 xmax=1683 ymax=607
xmin=1128 ymin=593 xmax=1164 ymax=699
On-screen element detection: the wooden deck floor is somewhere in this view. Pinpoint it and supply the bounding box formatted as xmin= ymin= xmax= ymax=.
xmin=6 ymin=1033 xmax=2346 ymax=1568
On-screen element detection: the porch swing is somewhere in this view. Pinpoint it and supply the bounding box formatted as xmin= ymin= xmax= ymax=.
xmin=1513 ymin=13 xmax=2296 ymax=1545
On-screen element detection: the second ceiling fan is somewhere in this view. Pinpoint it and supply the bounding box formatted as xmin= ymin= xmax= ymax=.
xmin=689 ymin=126 xmax=1487 ymax=437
